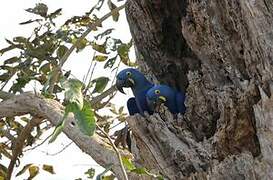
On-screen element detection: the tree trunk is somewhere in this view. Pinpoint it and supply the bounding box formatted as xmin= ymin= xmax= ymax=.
xmin=125 ymin=0 xmax=273 ymax=179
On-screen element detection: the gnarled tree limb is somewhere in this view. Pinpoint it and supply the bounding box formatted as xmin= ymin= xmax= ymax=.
xmin=0 ymin=93 xmax=129 ymax=179
xmin=7 ymin=116 xmax=43 ymax=180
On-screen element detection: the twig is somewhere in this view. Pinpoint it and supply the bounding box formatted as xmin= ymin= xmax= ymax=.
xmin=40 ymin=142 xmax=73 ymax=156
xmin=111 ymin=59 xmax=122 ymax=87
xmin=0 ymin=71 xmax=16 ymax=91
xmin=0 ymin=129 xmax=15 ymax=142
xmin=84 ymin=61 xmax=97 ymax=95
xmin=48 ymin=4 xmax=126 ymax=93
xmin=83 ymin=51 xmax=96 ymax=86
xmin=97 ymin=125 xmax=128 ymax=180
xmin=23 ymin=133 xmax=51 ymax=152
xmin=90 ymin=85 xmax=117 ymax=107
xmin=7 ymin=116 xmax=43 ymax=180
xmin=109 ymin=121 xmax=124 ymax=130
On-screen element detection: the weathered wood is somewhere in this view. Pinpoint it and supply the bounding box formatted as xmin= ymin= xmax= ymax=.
xmin=125 ymin=0 xmax=273 ymax=179
xmin=0 ymin=93 xmax=130 ymax=179
xmin=1 ymin=0 xmax=272 ymax=179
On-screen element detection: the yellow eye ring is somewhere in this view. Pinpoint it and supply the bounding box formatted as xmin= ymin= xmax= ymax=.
xmin=126 ymin=72 xmax=132 ymax=76
xmin=155 ymin=90 xmax=160 ymax=94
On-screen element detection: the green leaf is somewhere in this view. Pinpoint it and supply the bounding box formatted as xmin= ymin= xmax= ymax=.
xmin=118 ymin=106 xmax=124 ymax=114
xmin=131 ymin=167 xmax=147 ymax=174
xmin=42 ymin=164 xmax=55 ymax=174
xmin=16 ymin=164 xmax=33 ymax=177
xmin=121 ymin=156 xmax=135 ymax=171
xmin=96 ymin=164 xmax=113 ymax=180
xmin=130 ymin=167 xmax=164 ymax=179
xmin=84 ymin=168 xmax=95 ymax=179
xmin=107 ymin=0 xmax=119 ymax=22
xmin=62 ymin=79 xmax=84 ymax=110
xmin=102 ymin=175 xmax=115 ymax=180
xmin=0 ymin=73 xmax=10 ymax=81
xmin=39 ymin=63 xmax=51 ymax=74
xmin=3 ymin=57 xmax=19 ymax=64
xmin=91 ymin=42 xmax=107 ymax=54
xmin=156 ymin=175 xmax=164 ymax=180
xmin=94 ymin=55 xmax=108 ymax=62
xmin=91 ymin=77 xmax=110 ymax=94
xmin=0 ymin=145 xmax=12 ymax=159
xmin=72 ymin=38 xmax=88 ymax=52
xmin=57 ymin=45 xmax=69 ymax=59
xmin=104 ymin=56 xmax=117 ymax=69
xmin=47 ymin=8 xmax=62 ymax=19
xmin=25 ymin=3 xmax=48 ymax=17
xmin=117 ymin=40 xmax=136 ymax=67
xmin=28 ymin=165 xmax=39 ymax=180
xmin=74 ymin=100 xmax=96 ymax=136
xmin=0 ymin=164 xmax=8 ymax=179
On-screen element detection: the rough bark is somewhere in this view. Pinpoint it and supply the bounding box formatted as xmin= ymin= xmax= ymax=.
xmin=1 ymin=0 xmax=272 ymax=179
xmin=125 ymin=0 xmax=273 ymax=179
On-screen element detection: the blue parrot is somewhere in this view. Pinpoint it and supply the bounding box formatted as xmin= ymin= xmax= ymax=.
xmin=146 ymin=84 xmax=186 ymax=114
xmin=116 ymin=68 xmax=153 ymax=115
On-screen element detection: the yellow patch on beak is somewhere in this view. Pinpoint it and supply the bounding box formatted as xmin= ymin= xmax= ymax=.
xmin=159 ymin=96 xmax=166 ymax=102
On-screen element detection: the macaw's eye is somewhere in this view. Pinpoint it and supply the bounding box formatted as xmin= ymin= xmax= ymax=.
xmin=155 ymin=89 xmax=160 ymax=94
xmin=126 ymin=72 xmax=132 ymax=76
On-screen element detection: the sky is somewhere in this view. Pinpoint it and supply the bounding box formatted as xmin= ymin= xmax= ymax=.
xmin=0 ymin=1 xmax=133 ymax=179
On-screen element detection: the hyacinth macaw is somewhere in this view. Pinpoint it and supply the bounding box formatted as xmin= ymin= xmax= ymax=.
xmin=116 ymin=68 xmax=153 ymax=115
xmin=146 ymin=84 xmax=186 ymax=114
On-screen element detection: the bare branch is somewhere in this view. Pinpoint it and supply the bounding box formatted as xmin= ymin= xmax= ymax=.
xmin=90 ymin=85 xmax=117 ymax=107
xmin=97 ymin=126 xmax=129 ymax=180
xmin=0 ymin=129 xmax=15 ymax=142
xmin=23 ymin=133 xmax=51 ymax=152
xmin=40 ymin=142 xmax=73 ymax=156
xmin=7 ymin=116 xmax=43 ymax=180
xmin=0 ymin=93 xmax=130 ymax=179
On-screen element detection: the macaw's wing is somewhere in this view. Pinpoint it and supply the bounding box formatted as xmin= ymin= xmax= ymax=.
xmin=135 ymin=89 xmax=153 ymax=115
xmin=176 ymin=91 xmax=186 ymax=114
xmin=127 ymin=97 xmax=140 ymax=115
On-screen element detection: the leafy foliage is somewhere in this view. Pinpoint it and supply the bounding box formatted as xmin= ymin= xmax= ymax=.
xmin=0 ymin=164 xmax=7 ymax=180
xmin=91 ymin=77 xmax=110 ymax=93
xmin=15 ymin=163 xmax=55 ymax=179
xmin=0 ymin=0 xmax=136 ymax=179
xmin=122 ymin=156 xmax=164 ymax=179
xmin=84 ymin=168 xmax=95 ymax=179
xmin=42 ymin=164 xmax=55 ymax=174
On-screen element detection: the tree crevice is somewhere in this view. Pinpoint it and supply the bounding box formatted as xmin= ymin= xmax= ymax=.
xmin=125 ymin=0 xmax=273 ymax=179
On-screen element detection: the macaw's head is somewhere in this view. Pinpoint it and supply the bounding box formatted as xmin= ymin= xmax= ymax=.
xmin=146 ymin=85 xmax=174 ymax=111
xmin=116 ymin=68 xmax=150 ymax=94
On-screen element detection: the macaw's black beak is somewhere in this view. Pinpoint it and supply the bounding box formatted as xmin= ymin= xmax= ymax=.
xmin=116 ymin=79 xmax=126 ymax=94
xmin=116 ymin=78 xmax=135 ymax=94
xmin=147 ymin=96 xmax=167 ymax=111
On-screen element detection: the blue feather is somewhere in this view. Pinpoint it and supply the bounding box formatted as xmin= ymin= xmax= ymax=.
xmin=146 ymin=84 xmax=186 ymax=114
xmin=116 ymin=68 xmax=153 ymax=115
xmin=127 ymin=98 xmax=139 ymax=115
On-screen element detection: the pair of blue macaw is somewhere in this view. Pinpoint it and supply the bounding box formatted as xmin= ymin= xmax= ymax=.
xmin=116 ymin=68 xmax=186 ymax=116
